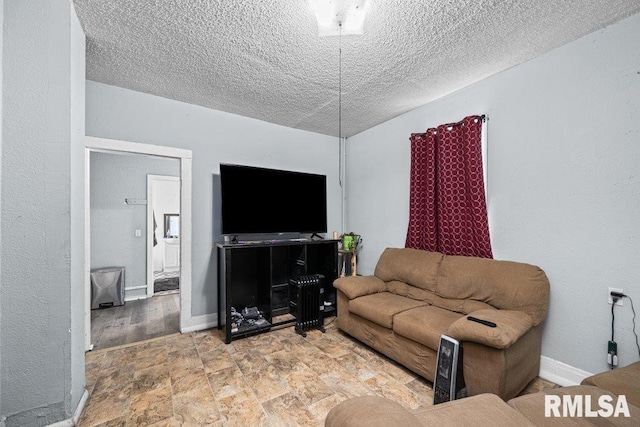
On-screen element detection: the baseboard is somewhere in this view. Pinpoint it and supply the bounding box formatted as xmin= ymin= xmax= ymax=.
xmin=124 ymin=294 xmax=148 ymax=302
xmin=539 ymin=356 xmax=593 ymax=387
xmin=6 ymin=390 xmax=89 ymax=427
xmin=46 ymin=389 xmax=89 ymax=427
xmin=180 ymin=313 xmax=218 ymax=333
xmin=124 ymin=285 xmax=149 ymax=301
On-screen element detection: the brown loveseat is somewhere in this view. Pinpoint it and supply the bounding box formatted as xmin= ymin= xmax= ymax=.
xmin=333 ymin=247 xmax=550 ymax=400
xmin=325 ymin=361 xmax=640 ymax=426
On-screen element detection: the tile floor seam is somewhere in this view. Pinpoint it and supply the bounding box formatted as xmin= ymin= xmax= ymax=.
xmin=80 ymin=324 xmax=558 ymax=426
xmin=196 ymin=336 xmax=228 ymax=424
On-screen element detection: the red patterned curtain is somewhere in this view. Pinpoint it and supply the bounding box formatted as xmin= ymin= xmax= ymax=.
xmin=405 ymin=115 xmax=492 ymax=258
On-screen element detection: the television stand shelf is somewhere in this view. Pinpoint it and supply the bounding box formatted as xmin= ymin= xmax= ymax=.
xmin=216 ymin=239 xmax=339 ymax=344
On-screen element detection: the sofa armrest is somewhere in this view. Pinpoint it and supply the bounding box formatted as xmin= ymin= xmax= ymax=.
xmin=325 ymin=395 xmax=423 ymax=427
xmin=447 ymin=309 xmax=534 ymax=349
xmin=581 ymin=360 xmax=640 ymax=408
xmin=333 ymin=276 xmax=386 ymax=300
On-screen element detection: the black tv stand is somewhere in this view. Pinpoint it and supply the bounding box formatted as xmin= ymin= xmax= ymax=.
xmin=217 ymin=239 xmax=339 ymax=344
xmin=310 ymin=233 xmax=324 ymax=240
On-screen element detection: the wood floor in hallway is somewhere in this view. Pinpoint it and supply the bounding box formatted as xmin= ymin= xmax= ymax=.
xmin=90 ymin=292 xmax=180 ymax=351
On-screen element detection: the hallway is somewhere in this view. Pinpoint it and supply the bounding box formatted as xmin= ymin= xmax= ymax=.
xmin=90 ymin=293 xmax=180 ymax=350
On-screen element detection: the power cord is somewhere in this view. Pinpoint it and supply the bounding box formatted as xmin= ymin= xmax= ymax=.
xmin=629 ymin=295 xmax=640 ymax=358
xmin=610 ymin=295 xmax=619 ymax=368
xmin=612 ymin=292 xmax=640 ymax=359
xmin=611 ymin=295 xmax=617 ymax=341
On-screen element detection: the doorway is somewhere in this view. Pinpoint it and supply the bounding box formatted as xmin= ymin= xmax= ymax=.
xmin=85 ymin=136 xmax=192 ymax=351
xmin=147 ymin=175 xmax=181 ymax=297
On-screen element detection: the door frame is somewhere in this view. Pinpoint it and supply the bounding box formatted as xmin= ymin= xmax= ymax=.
xmin=85 ymin=136 xmax=193 ymax=351
xmin=147 ymin=174 xmax=181 ymax=297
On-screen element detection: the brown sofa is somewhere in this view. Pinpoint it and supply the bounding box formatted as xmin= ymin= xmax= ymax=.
xmin=325 ymin=393 xmax=533 ymax=427
xmin=333 ymin=247 xmax=550 ymax=400
xmin=326 ymin=361 xmax=640 ymax=426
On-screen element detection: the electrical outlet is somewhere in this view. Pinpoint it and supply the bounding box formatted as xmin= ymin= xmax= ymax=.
xmin=608 ymin=287 xmax=624 ymax=306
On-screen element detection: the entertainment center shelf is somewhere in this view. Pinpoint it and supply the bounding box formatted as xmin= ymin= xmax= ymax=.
xmin=217 ymin=239 xmax=339 ymax=344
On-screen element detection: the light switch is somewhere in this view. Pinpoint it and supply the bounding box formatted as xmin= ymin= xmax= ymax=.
xmin=135 ymin=229 xmax=142 ymax=237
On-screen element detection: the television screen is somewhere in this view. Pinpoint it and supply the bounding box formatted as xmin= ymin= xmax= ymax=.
xmin=220 ymin=163 xmax=327 ymax=235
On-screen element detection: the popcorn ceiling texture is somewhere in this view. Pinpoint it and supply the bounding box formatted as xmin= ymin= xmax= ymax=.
xmin=73 ymin=0 xmax=640 ymax=137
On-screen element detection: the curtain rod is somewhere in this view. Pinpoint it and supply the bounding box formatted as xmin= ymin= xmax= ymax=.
xmin=411 ymin=114 xmax=487 ymax=137
xmin=441 ymin=114 xmax=486 ymax=129
xmin=418 ymin=114 xmax=487 ymax=135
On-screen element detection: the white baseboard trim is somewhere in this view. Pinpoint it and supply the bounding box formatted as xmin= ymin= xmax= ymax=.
xmin=124 ymin=294 xmax=148 ymax=302
xmin=180 ymin=313 xmax=218 ymax=333
xmin=539 ymin=356 xmax=593 ymax=387
xmin=46 ymin=389 xmax=89 ymax=427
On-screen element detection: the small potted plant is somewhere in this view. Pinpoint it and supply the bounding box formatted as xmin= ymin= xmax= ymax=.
xmin=340 ymin=232 xmax=362 ymax=251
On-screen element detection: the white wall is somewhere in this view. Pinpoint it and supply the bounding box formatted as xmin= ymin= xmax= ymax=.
xmin=346 ymin=12 xmax=640 ymax=377
xmin=90 ymin=152 xmax=180 ymax=300
xmin=0 ymin=0 xmax=4 ymax=422
xmin=1 ymin=0 xmax=85 ymax=424
xmin=151 ymin=178 xmax=181 ymax=272
xmin=69 ymin=2 xmax=87 ymax=415
xmin=85 ymin=81 xmax=341 ymax=320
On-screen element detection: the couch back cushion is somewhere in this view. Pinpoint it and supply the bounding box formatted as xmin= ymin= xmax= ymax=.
xmin=386 ymin=280 xmax=495 ymax=315
xmin=436 ymin=255 xmax=550 ymax=325
xmin=374 ymin=248 xmax=444 ymax=292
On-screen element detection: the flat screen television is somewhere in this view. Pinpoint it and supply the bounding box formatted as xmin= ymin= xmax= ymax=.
xmin=219 ymin=163 xmax=327 ymax=236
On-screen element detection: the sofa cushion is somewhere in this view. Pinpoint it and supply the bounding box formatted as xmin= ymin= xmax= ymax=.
xmin=508 ymin=385 xmax=640 ymax=426
xmin=447 ymin=309 xmax=534 ymax=349
xmin=433 ymin=298 xmax=496 ymax=315
xmin=374 ymin=248 xmax=443 ymax=292
xmin=413 ymin=393 xmax=534 ymax=426
xmin=436 ymin=255 xmax=550 ymax=325
xmin=581 ymin=361 xmax=640 ymax=408
xmin=386 ymin=280 xmax=496 ymax=315
xmin=386 ymin=280 xmax=434 ymax=300
xmin=393 ymin=305 xmax=463 ymax=349
xmin=325 ymin=395 xmax=423 ymax=427
xmin=334 ymin=275 xmax=386 ymax=300
xmin=349 ymin=292 xmax=428 ymax=328
xmin=326 ymin=394 xmax=534 ymax=427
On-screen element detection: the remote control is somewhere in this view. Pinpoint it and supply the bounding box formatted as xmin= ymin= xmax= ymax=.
xmin=467 ymin=316 xmax=497 ymax=328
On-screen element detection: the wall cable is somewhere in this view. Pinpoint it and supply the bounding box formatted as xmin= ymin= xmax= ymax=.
xmin=628 ymin=295 xmax=640 ymax=358
xmin=612 ymin=293 xmax=640 ymax=359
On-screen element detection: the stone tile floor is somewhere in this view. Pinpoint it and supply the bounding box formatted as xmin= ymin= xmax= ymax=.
xmin=79 ymin=321 xmax=558 ymax=426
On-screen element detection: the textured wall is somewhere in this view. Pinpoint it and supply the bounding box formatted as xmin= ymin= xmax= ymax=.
xmin=346 ymin=12 xmax=640 ymax=376
xmin=1 ymin=0 xmax=85 ymax=424
xmin=90 ymin=152 xmax=179 ymax=300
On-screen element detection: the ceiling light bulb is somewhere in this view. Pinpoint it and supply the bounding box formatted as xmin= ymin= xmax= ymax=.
xmin=343 ymin=8 xmax=365 ymax=31
xmin=313 ymin=0 xmax=367 ymax=37
xmin=313 ymin=0 xmax=336 ymax=28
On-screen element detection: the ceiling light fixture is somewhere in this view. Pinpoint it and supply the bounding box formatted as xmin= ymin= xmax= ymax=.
xmin=311 ymin=0 xmax=368 ymax=37
xmin=311 ymin=1 xmax=368 ymax=233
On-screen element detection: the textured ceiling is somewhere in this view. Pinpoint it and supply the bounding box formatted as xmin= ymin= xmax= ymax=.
xmin=73 ymin=0 xmax=640 ymax=137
